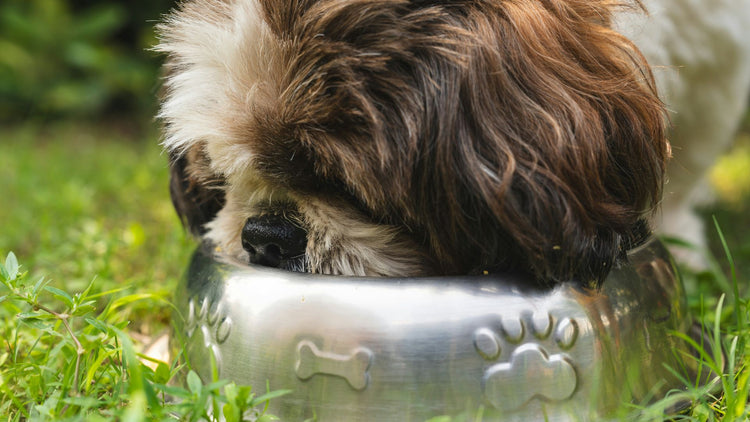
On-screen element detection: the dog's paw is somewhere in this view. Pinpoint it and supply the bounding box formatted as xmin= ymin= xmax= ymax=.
xmin=185 ymin=295 xmax=233 ymax=369
xmin=473 ymin=313 xmax=580 ymax=411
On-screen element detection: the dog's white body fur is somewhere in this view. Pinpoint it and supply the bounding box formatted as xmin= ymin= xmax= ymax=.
xmin=617 ymin=0 xmax=750 ymax=265
xmin=158 ymin=0 xmax=750 ymax=275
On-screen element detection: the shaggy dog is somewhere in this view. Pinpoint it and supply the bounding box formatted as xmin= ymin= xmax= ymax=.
xmin=155 ymin=0 xmax=747 ymax=286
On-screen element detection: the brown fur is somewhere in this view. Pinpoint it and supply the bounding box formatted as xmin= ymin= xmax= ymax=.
xmin=158 ymin=0 xmax=669 ymax=286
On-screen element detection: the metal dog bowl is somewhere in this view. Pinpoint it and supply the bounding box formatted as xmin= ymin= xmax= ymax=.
xmin=172 ymin=239 xmax=719 ymax=421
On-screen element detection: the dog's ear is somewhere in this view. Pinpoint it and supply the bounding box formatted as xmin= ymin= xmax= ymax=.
xmin=420 ymin=0 xmax=670 ymax=285
xmin=168 ymin=146 xmax=226 ymax=236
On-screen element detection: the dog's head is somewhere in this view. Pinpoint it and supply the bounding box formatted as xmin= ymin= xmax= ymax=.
xmin=157 ymin=0 xmax=669 ymax=286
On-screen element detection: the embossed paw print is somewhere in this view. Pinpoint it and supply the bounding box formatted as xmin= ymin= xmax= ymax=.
xmin=185 ymin=295 xmax=233 ymax=368
xmin=474 ymin=313 xmax=580 ymax=411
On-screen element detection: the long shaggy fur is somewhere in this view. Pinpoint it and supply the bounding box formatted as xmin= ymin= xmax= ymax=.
xmin=157 ymin=0 xmax=671 ymax=286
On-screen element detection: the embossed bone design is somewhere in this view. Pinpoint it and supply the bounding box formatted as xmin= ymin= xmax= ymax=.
xmin=483 ymin=343 xmax=577 ymax=410
xmin=295 ymin=340 xmax=373 ymax=391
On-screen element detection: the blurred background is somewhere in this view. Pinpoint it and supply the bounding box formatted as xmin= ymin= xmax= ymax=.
xmin=0 ymin=0 xmax=174 ymax=126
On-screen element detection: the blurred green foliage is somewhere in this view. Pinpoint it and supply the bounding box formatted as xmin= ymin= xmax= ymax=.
xmin=0 ymin=0 xmax=174 ymax=122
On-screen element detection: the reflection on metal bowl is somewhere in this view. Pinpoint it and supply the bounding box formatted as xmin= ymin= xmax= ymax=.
xmin=171 ymin=239 xmax=720 ymax=421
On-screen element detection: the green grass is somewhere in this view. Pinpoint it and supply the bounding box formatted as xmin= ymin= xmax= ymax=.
xmin=1 ymin=121 xmax=749 ymax=420
xmin=0 ymin=123 xmax=285 ymax=420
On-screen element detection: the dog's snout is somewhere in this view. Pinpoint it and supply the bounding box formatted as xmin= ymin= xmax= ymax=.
xmin=241 ymin=215 xmax=307 ymax=268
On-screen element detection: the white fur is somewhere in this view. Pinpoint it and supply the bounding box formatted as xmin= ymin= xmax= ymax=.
xmin=156 ymin=0 xmax=282 ymax=178
xmin=300 ymin=200 xmax=429 ymax=276
xmin=616 ymin=0 xmax=750 ymax=266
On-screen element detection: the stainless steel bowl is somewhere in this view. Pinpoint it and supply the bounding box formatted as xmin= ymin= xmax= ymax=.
xmin=171 ymin=239 xmax=719 ymax=421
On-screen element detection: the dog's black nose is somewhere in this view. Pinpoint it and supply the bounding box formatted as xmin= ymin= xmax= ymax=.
xmin=241 ymin=214 xmax=307 ymax=268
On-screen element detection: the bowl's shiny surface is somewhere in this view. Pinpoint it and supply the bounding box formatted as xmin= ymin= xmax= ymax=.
xmin=172 ymin=239 xmax=719 ymax=421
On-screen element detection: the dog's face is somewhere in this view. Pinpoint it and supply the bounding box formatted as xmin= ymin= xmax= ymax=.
xmin=157 ymin=0 xmax=669 ymax=286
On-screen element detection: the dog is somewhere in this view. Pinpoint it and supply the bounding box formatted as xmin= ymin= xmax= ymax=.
xmin=155 ymin=0 xmax=744 ymax=287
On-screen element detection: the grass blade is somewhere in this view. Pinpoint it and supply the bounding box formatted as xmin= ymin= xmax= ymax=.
xmin=713 ymin=216 xmax=744 ymax=352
